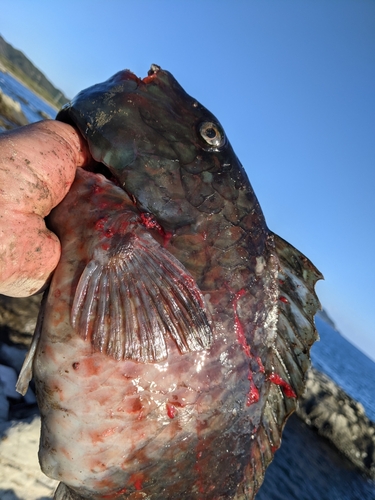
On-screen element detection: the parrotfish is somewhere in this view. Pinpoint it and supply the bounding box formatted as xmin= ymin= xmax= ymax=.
xmin=17 ymin=65 xmax=322 ymax=499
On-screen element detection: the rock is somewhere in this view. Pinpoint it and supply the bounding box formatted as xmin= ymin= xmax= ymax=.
xmin=0 ymin=381 xmax=10 ymax=422
xmin=0 ymin=343 xmax=29 ymax=373
xmin=0 ymin=294 xmax=41 ymax=347
xmin=0 ymin=418 xmax=57 ymax=499
xmin=0 ymin=89 xmax=29 ymax=129
xmin=0 ymin=364 xmax=20 ymax=400
xmin=297 ymin=367 xmax=375 ymax=479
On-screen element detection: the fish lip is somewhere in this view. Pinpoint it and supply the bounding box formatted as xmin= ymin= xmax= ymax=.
xmin=119 ymin=64 xmax=161 ymax=85
xmin=142 ymin=64 xmax=161 ymax=83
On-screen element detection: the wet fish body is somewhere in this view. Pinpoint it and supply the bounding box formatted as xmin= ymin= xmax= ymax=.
xmin=18 ymin=66 xmax=322 ymax=499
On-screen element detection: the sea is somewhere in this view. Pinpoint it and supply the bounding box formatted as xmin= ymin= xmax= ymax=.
xmin=1 ymin=70 xmax=375 ymax=499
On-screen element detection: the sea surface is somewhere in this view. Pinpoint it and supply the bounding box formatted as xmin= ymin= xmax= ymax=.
xmin=1 ymin=70 xmax=375 ymax=499
xmin=0 ymin=69 xmax=57 ymax=125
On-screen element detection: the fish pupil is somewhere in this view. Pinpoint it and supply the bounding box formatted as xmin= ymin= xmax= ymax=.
xmin=205 ymin=127 xmax=216 ymax=138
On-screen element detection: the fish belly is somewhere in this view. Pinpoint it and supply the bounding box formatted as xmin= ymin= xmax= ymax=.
xmin=34 ymin=306 xmax=253 ymax=499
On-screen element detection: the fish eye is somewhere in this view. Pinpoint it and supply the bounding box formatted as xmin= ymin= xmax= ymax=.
xmin=199 ymin=122 xmax=225 ymax=148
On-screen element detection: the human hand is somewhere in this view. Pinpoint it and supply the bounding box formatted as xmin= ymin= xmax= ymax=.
xmin=0 ymin=120 xmax=91 ymax=297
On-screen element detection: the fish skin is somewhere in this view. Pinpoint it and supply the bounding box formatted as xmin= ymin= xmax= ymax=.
xmin=18 ymin=66 xmax=322 ymax=499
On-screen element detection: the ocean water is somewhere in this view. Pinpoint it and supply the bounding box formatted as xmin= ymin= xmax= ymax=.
xmin=1 ymin=70 xmax=374 ymax=499
xmin=312 ymin=316 xmax=375 ymax=421
xmin=0 ymin=70 xmax=57 ymax=124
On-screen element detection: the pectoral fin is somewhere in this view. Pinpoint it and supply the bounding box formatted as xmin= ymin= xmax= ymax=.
xmin=71 ymin=230 xmax=213 ymax=362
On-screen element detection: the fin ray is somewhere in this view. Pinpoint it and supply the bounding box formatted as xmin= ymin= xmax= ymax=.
xmin=71 ymin=230 xmax=212 ymax=362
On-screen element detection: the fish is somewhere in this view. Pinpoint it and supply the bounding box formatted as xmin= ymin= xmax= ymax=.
xmin=17 ymin=64 xmax=322 ymax=500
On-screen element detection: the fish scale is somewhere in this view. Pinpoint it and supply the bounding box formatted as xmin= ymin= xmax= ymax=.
xmin=17 ymin=65 xmax=322 ymax=499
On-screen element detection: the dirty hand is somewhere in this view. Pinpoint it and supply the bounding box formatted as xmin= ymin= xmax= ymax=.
xmin=0 ymin=120 xmax=90 ymax=297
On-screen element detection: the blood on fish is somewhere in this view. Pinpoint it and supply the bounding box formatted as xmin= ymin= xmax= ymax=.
xmin=246 ymin=372 xmax=260 ymax=406
xmin=54 ymin=289 xmax=61 ymax=298
xmin=140 ymin=212 xmax=162 ymax=231
xmin=92 ymin=184 xmax=104 ymax=195
xmin=166 ymin=402 xmax=177 ymax=419
xmin=268 ymin=373 xmax=296 ymax=398
xmin=130 ymin=473 xmax=144 ymax=491
xmin=232 ymin=289 xmax=264 ymax=406
xmin=256 ymin=356 xmax=265 ymax=373
xmin=95 ymin=218 xmax=107 ymax=231
xmin=279 ymin=296 xmax=289 ymax=304
xmin=140 ymin=211 xmax=173 ymax=247
xmin=142 ymin=73 xmax=158 ymax=84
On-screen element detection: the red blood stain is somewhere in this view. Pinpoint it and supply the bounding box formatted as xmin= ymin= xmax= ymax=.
xmin=130 ymin=473 xmax=144 ymax=491
xmin=279 ymin=279 xmax=285 ymax=285
xmin=269 ymin=373 xmax=296 ymax=398
xmin=143 ymin=73 xmax=158 ymax=84
xmin=279 ymin=296 xmax=289 ymax=304
xmin=246 ymin=372 xmax=260 ymax=406
xmin=140 ymin=212 xmax=161 ymax=231
xmin=95 ymin=218 xmax=107 ymax=231
xmin=54 ymin=288 xmax=61 ymax=298
xmin=232 ymin=289 xmax=266 ymax=406
xmin=105 ymin=227 xmax=114 ymax=238
xmin=92 ymin=184 xmax=104 ymax=195
xmin=101 ymin=243 xmax=110 ymax=251
xmin=140 ymin=212 xmax=173 ymax=247
xmin=256 ymin=356 xmax=265 ymax=373
xmin=134 ymin=479 xmax=143 ymax=491
xmin=166 ymin=403 xmax=177 ymax=419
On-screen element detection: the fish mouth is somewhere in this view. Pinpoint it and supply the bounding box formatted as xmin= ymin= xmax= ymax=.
xmin=142 ymin=63 xmax=161 ymax=83
xmin=117 ymin=64 xmax=162 ymax=86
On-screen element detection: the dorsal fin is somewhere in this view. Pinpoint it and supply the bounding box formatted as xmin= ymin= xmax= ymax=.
xmin=237 ymin=233 xmax=323 ymax=498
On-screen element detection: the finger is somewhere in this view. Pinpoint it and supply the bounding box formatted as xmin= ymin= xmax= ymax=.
xmin=0 ymin=120 xmax=91 ymax=217
xmin=0 ymin=209 xmax=61 ymax=297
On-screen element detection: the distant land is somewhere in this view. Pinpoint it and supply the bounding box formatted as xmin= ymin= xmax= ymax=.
xmin=0 ymin=34 xmax=68 ymax=109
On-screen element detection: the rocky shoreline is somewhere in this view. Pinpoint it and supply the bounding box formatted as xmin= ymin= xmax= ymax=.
xmin=297 ymin=366 xmax=375 ymax=479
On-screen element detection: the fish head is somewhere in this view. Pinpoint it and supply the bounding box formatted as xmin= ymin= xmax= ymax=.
xmin=57 ymin=65 xmax=245 ymax=230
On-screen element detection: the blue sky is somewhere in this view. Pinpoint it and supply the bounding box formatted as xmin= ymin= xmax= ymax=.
xmin=1 ymin=1 xmax=374 ymax=360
